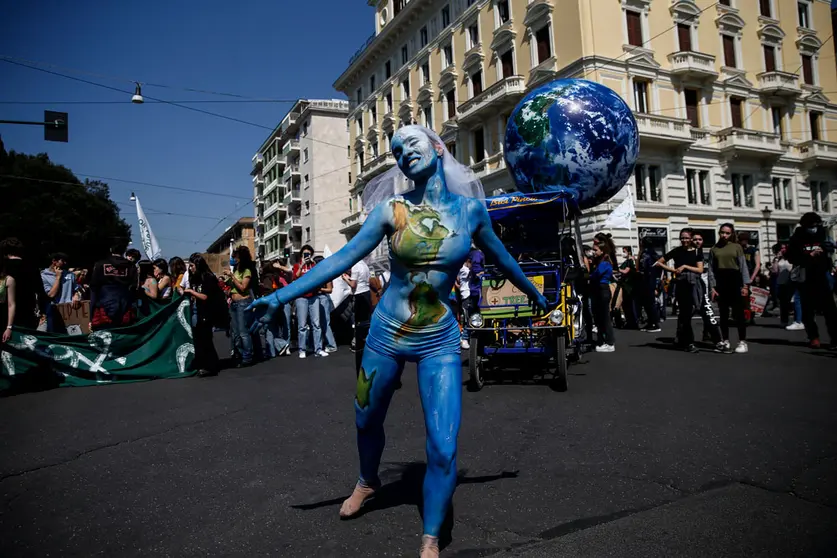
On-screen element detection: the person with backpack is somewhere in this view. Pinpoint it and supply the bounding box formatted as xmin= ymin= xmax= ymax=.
xmin=181 ymin=253 xmax=227 ymax=377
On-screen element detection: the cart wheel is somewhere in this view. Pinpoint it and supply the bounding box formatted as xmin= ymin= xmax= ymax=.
xmin=552 ymin=333 xmax=568 ymax=392
xmin=468 ymin=335 xmax=484 ymax=391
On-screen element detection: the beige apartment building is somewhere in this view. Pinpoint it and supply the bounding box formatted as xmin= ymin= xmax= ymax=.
xmin=251 ymin=99 xmax=350 ymax=264
xmin=335 ymin=0 xmax=836 ymax=255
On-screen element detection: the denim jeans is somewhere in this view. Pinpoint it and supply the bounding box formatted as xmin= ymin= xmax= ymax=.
xmin=295 ymin=296 xmax=323 ymax=353
xmin=318 ymin=294 xmax=337 ymax=350
xmin=255 ymin=304 xmax=290 ymax=357
xmin=230 ymin=297 xmax=254 ymax=363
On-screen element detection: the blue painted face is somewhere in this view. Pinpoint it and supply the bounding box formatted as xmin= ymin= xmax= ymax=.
xmin=391 ymin=128 xmax=441 ymax=182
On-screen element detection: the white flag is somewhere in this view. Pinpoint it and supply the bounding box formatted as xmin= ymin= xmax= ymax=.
xmin=603 ymin=189 xmax=635 ymax=230
xmin=134 ymin=195 xmax=162 ymax=260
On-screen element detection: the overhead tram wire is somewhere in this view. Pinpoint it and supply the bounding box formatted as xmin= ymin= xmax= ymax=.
xmin=1 ymin=59 xmax=349 ymax=152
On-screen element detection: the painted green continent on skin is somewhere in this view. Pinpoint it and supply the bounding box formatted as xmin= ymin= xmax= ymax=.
xmin=406 ymin=281 xmax=446 ymax=327
xmin=356 ymin=367 xmax=376 ymax=409
xmin=391 ymin=201 xmax=450 ymax=264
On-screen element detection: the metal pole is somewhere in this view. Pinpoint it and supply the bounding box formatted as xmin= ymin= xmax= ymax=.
xmin=0 ymin=119 xmax=64 ymax=126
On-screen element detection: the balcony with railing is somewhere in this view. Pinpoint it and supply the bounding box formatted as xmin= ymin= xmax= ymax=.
xmin=263 ymin=154 xmax=279 ymax=174
xmin=283 ymin=186 xmax=302 ymax=205
xmin=359 ymin=152 xmax=396 ymax=182
xmin=250 ymin=153 xmax=263 ymax=176
xmin=634 ymin=113 xmax=694 ymax=146
xmin=457 ymin=75 xmax=526 ymax=125
xmin=667 ymin=51 xmax=718 ymax=80
xmin=282 ymin=164 xmax=301 ymax=182
xmin=263 ymin=177 xmax=279 ymax=196
xmin=264 ymin=202 xmax=280 ymax=219
xmin=283 ymin=139 xmax=300 ymax=156
xmin=717 ymin=127 xmax=784 ymax=158
xmin=340 ymin=210 xmax=365 ymax=235
xmin=264 ymin=224 xmax=280 ymax=239
xmin=798 ymin=139 xmax=837 ymax=166
xmin=280 ymin=216 xmax=302 ymax=234
xmin=757 ymin=71 xmax=801 ymax=97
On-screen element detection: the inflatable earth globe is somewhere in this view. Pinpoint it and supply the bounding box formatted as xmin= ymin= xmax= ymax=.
xmin=504 ymin=78 xmax=639 ymax=210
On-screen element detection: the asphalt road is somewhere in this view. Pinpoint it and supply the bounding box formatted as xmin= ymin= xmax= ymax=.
xmin=1 ymin=317 xmax=836 ymax=557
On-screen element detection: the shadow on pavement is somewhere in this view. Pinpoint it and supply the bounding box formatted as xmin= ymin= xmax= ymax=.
xmin=291 ymin=462 xmax=518 ymax=550
xmin=745 ymin=338 xmax=810 ymax=348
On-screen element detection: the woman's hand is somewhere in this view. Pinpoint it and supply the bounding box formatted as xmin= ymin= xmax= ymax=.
xmin=247 ymin=292 xmax=282 ymax=333
xmin=530 ymin=292 xmax=549 ymax=314
xmin=2 ymin=327 xmax=11 ymax=344
xmin=741 ymin=286 xmax=749 ymax=297
xmin=711 ymin=289 xmax=718 ymax=301
xmin=675 ymin=265 xmax=685 ymax=274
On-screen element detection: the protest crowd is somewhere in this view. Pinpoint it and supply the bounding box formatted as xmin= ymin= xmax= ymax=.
xmin=1 ymin=211 xmax=836 ymax=384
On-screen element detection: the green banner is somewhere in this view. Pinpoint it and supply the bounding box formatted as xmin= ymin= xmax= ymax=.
xmin=1 ymin=297 xmax=195 ymax=393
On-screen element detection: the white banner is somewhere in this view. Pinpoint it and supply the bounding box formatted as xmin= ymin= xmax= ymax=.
xmin=603 ymin=188 xmax=635 ymax=230
xmin=134 ymin=195 xmax=162 ymax=260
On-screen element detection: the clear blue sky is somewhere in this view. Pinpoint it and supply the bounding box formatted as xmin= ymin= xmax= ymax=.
xmin=0 ymin=0 xmax=373 ymax=257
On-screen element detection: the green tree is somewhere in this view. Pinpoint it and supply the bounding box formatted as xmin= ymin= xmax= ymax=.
xmin=0 ymin=139 xmax=131 ymax=270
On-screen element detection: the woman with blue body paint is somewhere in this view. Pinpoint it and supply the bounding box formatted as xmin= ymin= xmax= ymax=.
xmin=248 ymin=125 xmax=547 ymax=557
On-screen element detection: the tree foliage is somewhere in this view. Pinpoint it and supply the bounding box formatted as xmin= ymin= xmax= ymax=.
xmin=0 ymin=139 xmax=131 ymax=270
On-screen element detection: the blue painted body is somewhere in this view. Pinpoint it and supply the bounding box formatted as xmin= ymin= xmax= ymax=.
xmin=249 ymin=126 xmax=547 ymax=537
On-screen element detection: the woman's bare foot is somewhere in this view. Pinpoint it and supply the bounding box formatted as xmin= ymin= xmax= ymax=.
xmin=420 ymin=535 xmax=440 ymax=557
xmin=339 ymin=483 xmax=376 ymax=518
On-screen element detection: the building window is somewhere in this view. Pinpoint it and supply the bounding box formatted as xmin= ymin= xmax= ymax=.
xmin=684 ymin=89 xmax=699 ymax=127
xmin=305 ymin=226 xmax=311 ymax=242
xmin=759 ymin=0 xmax=772 ymax=18
xmin=420 ymin=26 xmax=428 ymax=48
xmin=677 ymin=23 xmax=692 ymax=52
xmin=423 ymin=105 xmax=433 ymax=129
xmin=771 ymin=106 xmax=783 ymax=138
xmin=730 ymin=97 xmax=743 ymax=128
xmin=371 ymin=141 xmax=379 ymax=158
xmin=421 ymin=62 xmax=430 ymax=84
xmin=625 ymin=10 xmax=643 ymax=47
xmin=443 ymin=44 xmax=453 ymax=67
xmin=473 ymin=128 xmax=485 ymax=163
xmin=810 ymin=182 xmax=829 ymax=213
xmin=386 ymin=92 xmax=393 ymax=113
xmin=371 ymin=105 xmax=377 ymax=124
xmin=782 ymin=179 xmax=793 ymax=210
xmin=446 ymin=141 xmax=457 ymax=160
xmin=446 ymin=89 xmax=456 ymax=120
xmin=536 ymin=25 xmax=551 ymax=63
xmin=634 ymin=164 xmax=662 ymax=202
xmin=501 ymin=50 xmax=514 ymax=79
xmin=810 ymin=111 xmax=821 ymax=141
xmin=722 ymin=35 xmax=736 ymax=67
xmin=370 ymin=74 xmax=376 ymax=92
xmin=401 ymin=45 xmax=408 ymax=65
xmin=719 ymin=0 xmax=731 ymax=5
xmin=385 ymin=60 xmax=391 ymax=79
xmin=402 ymin=76 xmax=410 ymax=99
xmin=468 ymin=23 xmax=479 ymax=48
xmin=302 ymin=122 xmax=309 ymax=137
xmin=797 ymin=1 xmax=810 ymax=28
xmin=304 ymin=200 xmax=310 ymax=215
xmin=801 ymin=54 xmax=814 ymax=85
xmin=763 ymin=45 xmax=776 ymax=72
xmin=356 ymin=116 xmax=363 ymax=135
xmin=772 ymin=177 xmax=781 ymax=209
xmin=687 ymin=169 xmax=711 ymax=206
xmin=303 ymin=148 xmax=309 ymax=163
xmin=442 ymin=5 xmax=450 ymax=27
xmin=471 ymin=70 xmax=483 ymax=96
xmin=633 ymin=80 xmax=649 ymax=113
xmin=304 ymin=174 xmax=309 ymax=189
xmin=498 ymin=0 xmax=510 ymax=24
xmin=356 ymin=88 xmax=363 ymax=104
xmin=732 ymin=173 xmax=754 ymax=208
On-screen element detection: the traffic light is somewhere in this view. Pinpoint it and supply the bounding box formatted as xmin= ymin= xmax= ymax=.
xmin=44 ymin=111 xmax=68 ymax=143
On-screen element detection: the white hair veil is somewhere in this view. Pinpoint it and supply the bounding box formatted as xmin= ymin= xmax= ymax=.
xmin=361 ymin=125 xmax=485 ymax=214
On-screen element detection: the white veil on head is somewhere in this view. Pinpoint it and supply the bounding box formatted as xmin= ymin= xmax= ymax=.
xmin=361 ymin=125 xmax=485 ymax=214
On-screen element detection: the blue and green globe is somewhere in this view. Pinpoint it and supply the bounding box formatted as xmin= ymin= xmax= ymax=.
xmin=504 ymin=79 xmax=639 ymax=210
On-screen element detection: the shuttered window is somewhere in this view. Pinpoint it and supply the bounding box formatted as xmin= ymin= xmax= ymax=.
xmin=723 ymin=35 xmax=736 ymax=67
xmin=677 ymin=24 xmax=692 ymax=52
xmin=626 ymin=11 xmax=643 ymax=47
xmin=763 ymin=45 xmax=776 ymax=72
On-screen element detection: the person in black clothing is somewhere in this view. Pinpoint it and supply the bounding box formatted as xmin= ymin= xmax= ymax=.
xmin=90 ymin=241 xmax=138 ymax=330
xmin=655 ymin=228 xmax=713 ymax=352
xmin=787 ymin=212 xmax=837 ymax=349
xmin=181 ymin=253 xmax=225 ymax=377
xmin=0 ymin=237 xmax=49 ymax=329
xmin=636 ymin=237 xmax=661 ymax=332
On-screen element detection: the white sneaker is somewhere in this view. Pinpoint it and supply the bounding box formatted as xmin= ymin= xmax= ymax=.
xmin=595 ymin=344 xmax=615 ymax=353
xmin=734 ymin=341 xmax=748 ymax=354
xmin=325 ymin=346 xmax=337 ymax=353
xmin=460 ymin=339 xmax=470 ymax=350
xmin=592 ymin=325 xmax=598 ymax=333
xmin=316 ymin=350 xmax=329 ymax=357
xmin=785 ymin=322 xmax=805 ymax=331
xmin=721 ymin=340 xmax=731 ymax=352
xmin=298 ymin=351 xmax=307 ymax=359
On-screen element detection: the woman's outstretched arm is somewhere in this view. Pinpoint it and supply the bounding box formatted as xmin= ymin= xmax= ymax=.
xmin=248 ymin=203 xmax=390 ymax=322
xmin=469 ymin=200 xmax=548 ymax=312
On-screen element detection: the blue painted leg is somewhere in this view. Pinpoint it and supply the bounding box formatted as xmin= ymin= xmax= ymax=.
xmin=417 ymin=352 xmax=462 ymax=537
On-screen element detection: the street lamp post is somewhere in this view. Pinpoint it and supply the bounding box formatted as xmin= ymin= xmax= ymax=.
xmin=762 ymin=206 xmax=773 ymax=249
